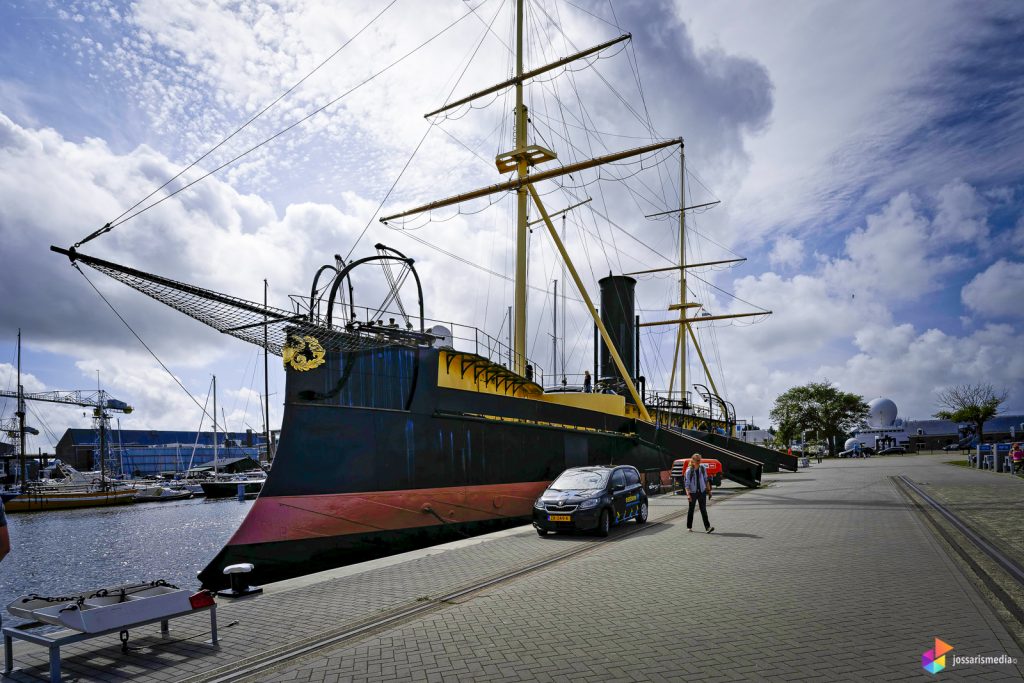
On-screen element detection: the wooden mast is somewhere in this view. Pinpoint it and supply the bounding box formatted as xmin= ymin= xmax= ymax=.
xmin=679 ymin=146 xmax=687 ymax=405
xmin=513 ymin=0 xmax=528 ymax=375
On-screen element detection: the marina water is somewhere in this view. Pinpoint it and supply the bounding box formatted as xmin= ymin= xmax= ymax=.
xmin=0 ymin=497 xmax=251 ymax=625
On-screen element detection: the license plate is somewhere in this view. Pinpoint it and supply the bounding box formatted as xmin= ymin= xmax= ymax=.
xmin=548 ymin=514 xmax=572 ymax=522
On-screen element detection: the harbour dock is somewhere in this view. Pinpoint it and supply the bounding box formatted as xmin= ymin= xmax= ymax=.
xmin=4 ymin=455 xmax=1023 ymax=681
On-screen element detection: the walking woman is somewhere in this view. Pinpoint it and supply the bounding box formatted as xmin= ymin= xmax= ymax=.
xmin=685 ymin=453 xmax=715 ymax=533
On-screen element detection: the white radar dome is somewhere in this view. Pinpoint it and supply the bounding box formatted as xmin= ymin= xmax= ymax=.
xmin=867 ymin=397 xmax=898 ymax=428
xmin=844 ymin=438 xmax=859 ymax=451
xmin=428 ymin=325 xmax=453 ymax=349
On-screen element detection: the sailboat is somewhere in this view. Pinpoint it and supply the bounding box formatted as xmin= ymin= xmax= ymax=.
xmin=50 ymin=1 xmax=788 ymax=589
xmin=2 ymin=332 xmax=137 ymax=512
xmin=194 ymin=375 xmax=267 ymax=499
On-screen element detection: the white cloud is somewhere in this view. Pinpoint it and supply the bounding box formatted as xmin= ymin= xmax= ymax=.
xmin=931 ymin=179 xmax=988 ymax=244
xmin=1011 ymin=215 xmax=1024 ymax=255
xmin=768 ymin=235 xmax=803 ymax=269
xmin=961 ymin=260 xmax=1024 ymax=319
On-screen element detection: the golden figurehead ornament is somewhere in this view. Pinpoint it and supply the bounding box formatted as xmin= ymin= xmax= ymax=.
xmin=283 ymin=334 xmax=326 ymax=371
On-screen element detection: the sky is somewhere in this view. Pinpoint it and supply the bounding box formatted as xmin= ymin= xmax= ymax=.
xmin=0 ymin=0 xmax=1022 ymax=454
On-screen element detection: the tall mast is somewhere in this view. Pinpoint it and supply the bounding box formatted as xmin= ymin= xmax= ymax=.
xmin=512 ymin=0 xmax=528 ymax=375
xmin=678 ymin=146 xmax=687 ymax=403
xmin=552 ymin=279 xmax=558 ymax=382
xmin=16 ymin=329 xmax=26 ymax=489
xmin=213 ymin=374 xmax=218 ymax=476
xmin=97 ymin=371 xmax=107 ymax=490
xmin=263 ymin=278 xmax=271 ymax=462
xmin=561 ymin=215 xmax=566 ymax=382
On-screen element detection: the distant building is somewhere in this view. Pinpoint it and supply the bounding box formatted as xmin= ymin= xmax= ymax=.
xmin=851 ymin=397 xmax=1024 ymax=450
xmin=55 ymin=428 xmax=272 ymax=477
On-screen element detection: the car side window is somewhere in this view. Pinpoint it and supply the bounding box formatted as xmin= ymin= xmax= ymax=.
xmin=610 ymin=469 xmax=626 ymax=489
xmin=625 ymin=468 xmax=640 ymax=486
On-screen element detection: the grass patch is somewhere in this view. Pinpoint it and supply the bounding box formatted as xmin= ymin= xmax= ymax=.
xmin=946 ymin=460 xmax=971 ymax=468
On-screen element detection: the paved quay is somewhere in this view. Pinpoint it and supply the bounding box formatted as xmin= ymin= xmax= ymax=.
xmin=4 ymin=454 xmax=1023 ymax=681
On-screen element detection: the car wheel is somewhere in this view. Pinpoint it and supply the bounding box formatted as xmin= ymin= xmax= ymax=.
xmin=635 ymin=500 xmax=648 ymax=524
xmin=596 ymin=509 xmax=610 ymax=537
xmin=536 ymin=526 xmax=549 ymax=537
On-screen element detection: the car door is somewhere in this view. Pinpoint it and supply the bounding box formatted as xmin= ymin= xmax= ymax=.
xmin=609 ymin=468 xmax=627 ymax=524
xmin=622 ymin=467 xmax=642 ymax=520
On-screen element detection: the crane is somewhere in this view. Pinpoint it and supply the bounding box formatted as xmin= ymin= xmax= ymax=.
xmin=2 ymin=331 xmax=133 ymax=489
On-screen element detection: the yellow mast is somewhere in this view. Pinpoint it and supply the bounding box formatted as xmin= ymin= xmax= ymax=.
xmin=678 ymin=145 xmax=687 ymax=404
xmin=513 ymin=0 xmax=528 ymax=375
xmin=528 ymin=185 xmax=652 ymax=422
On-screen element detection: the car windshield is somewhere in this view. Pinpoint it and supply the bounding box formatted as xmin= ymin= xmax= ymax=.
xmin=550 ymin=470 xmax=609 ymax=491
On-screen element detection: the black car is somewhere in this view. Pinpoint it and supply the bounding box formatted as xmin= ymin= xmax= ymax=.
xmin=532 ymin=465 xmax=648 ymax=537
xmin=877 ymin=446 xmax=906 ymax=455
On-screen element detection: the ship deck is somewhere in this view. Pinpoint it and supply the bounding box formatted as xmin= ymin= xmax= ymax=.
xmin=3 ymin=455 xmax=1023 ymax=681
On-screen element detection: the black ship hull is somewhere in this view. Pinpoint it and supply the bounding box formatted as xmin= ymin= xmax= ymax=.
xmin=198 ymin=345 xmax=755 ymax=590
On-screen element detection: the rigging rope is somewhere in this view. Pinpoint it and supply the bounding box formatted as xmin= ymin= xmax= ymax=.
xmin=345 ymin=0 xmax=504 ymax=260
xmin=77 ymin=0 xmax=491 ymax=247
xmin=76 ymin=0 xmax=399 ymax=248
xmin=73 ymin=264 xmax=215 ymax=422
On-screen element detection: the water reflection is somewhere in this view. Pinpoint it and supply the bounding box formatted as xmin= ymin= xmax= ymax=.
xmin=0 ymin=497 xmax=251 ymax=623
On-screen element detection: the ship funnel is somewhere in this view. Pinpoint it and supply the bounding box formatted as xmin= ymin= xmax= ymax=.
xmin=598 ymin=275 xmax=636 ymax=382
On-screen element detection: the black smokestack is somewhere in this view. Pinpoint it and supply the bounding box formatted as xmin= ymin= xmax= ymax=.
xmin=598 ymin=275 xmax=636 ymax=382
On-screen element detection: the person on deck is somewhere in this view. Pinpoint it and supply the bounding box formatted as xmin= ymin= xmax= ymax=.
xmin=1012 ymin=443 xmax=1023 ymax=474
xmin=583 ymin=370 xmax=592 ymax=393
xmin=684 ymin=453 xmax=715 ymax=534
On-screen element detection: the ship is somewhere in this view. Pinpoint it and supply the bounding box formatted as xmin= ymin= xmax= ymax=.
xmin=50 ymin=1 xmax=792 ymax=590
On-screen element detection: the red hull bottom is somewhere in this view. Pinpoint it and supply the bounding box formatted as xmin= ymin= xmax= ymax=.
xmin=199 ymin=482 xmax=549 ymax=590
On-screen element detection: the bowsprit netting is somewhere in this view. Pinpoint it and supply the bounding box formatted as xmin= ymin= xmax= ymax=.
xmin=52 ymin=247 xmax=424 ymax=355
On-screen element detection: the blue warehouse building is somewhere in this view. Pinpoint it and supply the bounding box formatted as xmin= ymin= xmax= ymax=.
xmin=55 ymin=428 xmax=271 ymax=477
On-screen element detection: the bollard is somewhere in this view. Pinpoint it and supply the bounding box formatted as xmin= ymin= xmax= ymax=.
xmin=217 ymin=562 xmax=263 ymax=598
xmin=237 ymin=482 xmax=245 ymax=501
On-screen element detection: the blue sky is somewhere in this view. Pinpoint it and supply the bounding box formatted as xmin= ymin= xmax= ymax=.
xmin=1 ymin=0 xmax=1022 ymax=451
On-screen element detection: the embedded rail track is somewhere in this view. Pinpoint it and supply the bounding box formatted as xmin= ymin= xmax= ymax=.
xmin=896 ymin=475 xmax=1024 ymax=586
xmin=192 ymin=497 xmax=697 ymax=683
xmin=894 ymin=474 xmax=1024 ymax=640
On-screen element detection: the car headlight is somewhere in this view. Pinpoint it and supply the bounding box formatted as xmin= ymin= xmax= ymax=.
xmin=578 ymin=497 xmax=600 ymax=510
xmin=533 ymin=498 xmax=545 ymax=510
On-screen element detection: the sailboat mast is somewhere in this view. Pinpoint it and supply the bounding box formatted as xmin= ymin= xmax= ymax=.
xmin=512 ymin=0 xmax=528 ymax=375
xmin=16 ymin=329 xmax=26 ymax=489
xmin=678 ymin=146 xmax=687 ymax=403
xmin=552 ymin=280 xmax=557 ymax=382
xmin=263 ymin=278 xmax=271 ymax=462
xmin=213 ymin=374 xmax=218 ymax=476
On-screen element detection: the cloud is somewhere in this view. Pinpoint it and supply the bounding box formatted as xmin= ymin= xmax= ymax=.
xmin=824 ymin=192 xmax=963 ymax=304
xmin=768 ymin=235 xmax=803 ymax=269
xmin=961 ymin=260 xmax=1024 ymax=319
xmin=931 ymin=179 xmax=988 ymax=244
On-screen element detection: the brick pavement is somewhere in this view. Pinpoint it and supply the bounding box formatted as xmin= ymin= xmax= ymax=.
xmin=4 ymin=456 xmax=1021 ymax=681
xmin=255 ymin=456 xmax=1024 ymax=682
xmin=0 ymin=490 xmax=692 ymax=681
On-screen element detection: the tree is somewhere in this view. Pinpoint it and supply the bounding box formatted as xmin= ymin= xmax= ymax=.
xmin=934 ymin=384 xmax=1007 ymax=445
xmin=769 ymin=381 xmax=869 ymax=456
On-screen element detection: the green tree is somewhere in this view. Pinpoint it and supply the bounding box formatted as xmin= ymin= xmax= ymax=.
xmin=769 ymin=381 xmax=869 ymax=456
xmin=934 ymin=384 xmax=1007 ymax=445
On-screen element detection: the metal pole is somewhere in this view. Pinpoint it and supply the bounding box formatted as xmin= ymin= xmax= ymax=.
xmin=678 ymin=145 xmax=687 ymax=401
xmin=552 ymin=280 xmax=558 ymax=382
xmin=213 ymin=375 xmax=218 ymax=477
xmin=17 ymin=329 xmax=26 ymax=490
xmin=98 ymin=412 xmax=107 ymax=491
xmin=264 ymin=279 xmax=271 ymax=462
xmin=561 ymin=215 xmax=566 ymax=382
xmin=635 ymin=314 xmax=640 ymax=380
xmin=512 ymin=0 xmax=528 ymax=375
xmin=507 ymin=306 xmax=513 ymax=367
